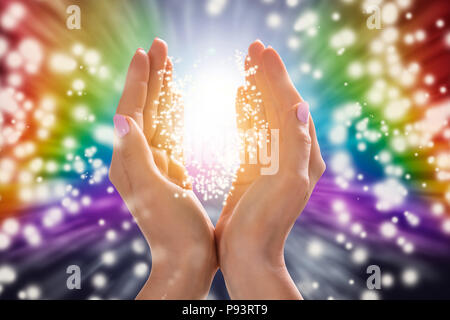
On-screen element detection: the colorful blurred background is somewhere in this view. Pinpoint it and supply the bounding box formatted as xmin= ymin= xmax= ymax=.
xmin=0 ymin=0 xmax=449 ymax=300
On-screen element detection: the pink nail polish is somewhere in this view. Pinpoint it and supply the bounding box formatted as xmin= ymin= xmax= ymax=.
xmin=113 ymin=114 xmax=130 ymax=138
xmin=295 ymin=102 xmax=309 ymax=124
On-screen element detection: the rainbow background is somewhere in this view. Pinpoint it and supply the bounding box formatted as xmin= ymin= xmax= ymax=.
xmin=0 ymin=0 xmax=450 ymax=300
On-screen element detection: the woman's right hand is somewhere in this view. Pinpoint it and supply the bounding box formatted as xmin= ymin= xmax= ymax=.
xmin=216 ymin=41 xmax=326 ymax=299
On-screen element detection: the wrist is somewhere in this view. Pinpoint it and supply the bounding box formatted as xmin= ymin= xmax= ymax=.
xmin=221 ymin=249 xmax=301 ymax=300
xmin=137 ymin=249 xmax=217 ymax=300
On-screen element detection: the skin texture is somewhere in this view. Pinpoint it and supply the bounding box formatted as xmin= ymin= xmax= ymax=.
xmin=110 ymin=38 xmax=325 ymax=300
xmin=109 ymin=39 xmax=217 ymax=300
xmin=215 ymin=40 xmax=326 ymax=299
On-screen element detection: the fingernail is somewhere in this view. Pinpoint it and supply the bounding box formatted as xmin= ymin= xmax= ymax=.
xmin=136 ymin=48 xmax=146 ymax=54
xmin=113 ymin=114 xmax=130 ymax=138
xmin=267 ymin=45 xmax=272 ymax=49
xmin=295 ymin=101 xmax=309 ymax=124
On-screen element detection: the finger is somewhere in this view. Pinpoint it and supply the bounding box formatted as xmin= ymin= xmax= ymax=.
xmin=235 ymin=86 xmax=251 ymax=131
xmin=282 ymin=102 xmax=311 ymax=177
xmin=308 ymin=116 xmax=326 ymax=183
xmin=113 ymin=114 xmax=159 ymax=190
xmin=244 ymin=54 xmax=253 ymax=89
xmin=144 ymin=38 xmax=168 ymax=143
xmin=235 ymin=85 xmax=260 ymax=184
xmin=168 ymin=157 xmax=192 ymax=189
xmin=152 ymin=57 xmax=174 ymax=150
xmin=235 ymin=86 xmax=252 ymax=173
xmin=116 ymin=48 xmax=150 ymax=129
xmin=250 ymin=41 xmax=279 ymax=129
xmin=244 ymin=54 xmax=257 ymax=127
xmin=170 ymin=92 xmax=185 ymax=162
xmin=262 ymin=47 xmax=303 ymax=110
xmin=109 ymin=151 xmax=132 ymax=204
xmin=248 ymin=41 xmax=267 ymax=129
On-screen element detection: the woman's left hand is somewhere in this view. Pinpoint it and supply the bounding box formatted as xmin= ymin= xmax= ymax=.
xmin=109 ymin=39 xmax=217 ymax=300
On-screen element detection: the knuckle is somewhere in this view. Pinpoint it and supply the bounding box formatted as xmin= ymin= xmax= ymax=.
xmin=310 ymin=158 xmax=326 ymax=184
xmin=319 ymin=159 xmax=326 ymax=175
xmin=314 ymin=158 xmax=326 ymax=179
xmin=108 ymin=166 xmax=117 ymax=185
xmin=298 ymin=130 xmax=312 ymax=146
xmin=296 ymin=172 xmax=310 ymax=189
xmin=120 ymin=145 xmax=134 ymax=163
xmin=282 ymin=170 xmax=310 ymax=192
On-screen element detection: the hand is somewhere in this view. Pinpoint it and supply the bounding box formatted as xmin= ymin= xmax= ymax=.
xmin=109 ymin=39 xmax=217 ymax=300
xmin=216 ymin=41 xmax=326 ymax=299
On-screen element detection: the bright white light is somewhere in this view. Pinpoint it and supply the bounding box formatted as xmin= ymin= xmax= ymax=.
xmin=2 ymin=218 xmax=19 ymax=235
xmin=101 ymin=251 xmax=117 ymax=266
xmin=72 ymin=79 xmax=85 ymax=91
xmin=0 ymin=233 xmax=11 ymax=250
xmin=0 ymin=265 xmax=16 ymax=284
xmin=294 ymin=11 xmax=318 ymax=32
xmin=382 ymin=3 xmax=399 ymax=25
xmin=0 ymin=37 xmax=8 ymax=58
xmin=183 ymin=56 xmax=240 ymax=173
xmin=286 ymin=0 xmax=299 ymax=7
xmin=373 ymin=178 xmax=407 ymax=211
xmin=23 ymin=225 xmax=41 ymax=246
xmin=134 ymin=262 xmax=149 ymax=277
xmin=397 ymin=0 xmax=411 ymax=8
xmin=19 ymin=38 xmax=42 ymax=67
xmin=26 ymin=285 xmax=41 ymax=300
xmin=415 ymin=30 xmax=426 ymax=42
xmin=431 ymin=202 xmax=444 ymax=216
xmin=50 ymin=53 xmax=77 ymax=73
xmin=287 ymin=36 xmax=301 ymax=50
xmin=382 ymin=27 xmax=398 ymax=43
xmin=329 ymin=125 xmax=347 ymax=145
xmin=445 ymin=33 xmax=450 ymax=47
xmin=206 ymin=0 xmax=228 ymax=16
xmin=83 ymin=49 xmax=100 ymax=66
xmin=335 ymin=235 xmax=345 ymax=246
xmin=9 ymin=3 xmax=26 ymax=19
xmin=443 ymin=219 xmax=450 ymax=234
xmin=352 ymin=248 xmax=368 ymax=264
xmin=380 ymin=222 xmax=397 ymax=238
xmin=331 ymin=12 xmax=340 ymax=21
xmin=382 ymin=273 xmax=394 ymax=288
xmin=402 ymin=269 xmax=419 ymax=286
xmin=1 ymin=3 xmax=26 ymax=30
xmin=105 ymin=229 xmax=117 ymax=241
xmin=267 ymin=12 xmax=282 ymax=29
xmin=307 ymin=240 xmax=324 ymax=257
xmin=92 ymin=273 xmax=107 ymax=289
xmin=132 ymin=238 xmax=147 ymax=254
xmin=93 ymin=125 xmax=114 ymax=147
xmin=424 ymin=74 xmax=435 ymax=85
xmin=330 ymin=29 xmax=356 ymax=49
xmin=6 ymin=51 xmax=23 ymax=69
xmin=348 ymin=62 xmax=364 ymax=78
xmin=42 ymin=208 xmax=63 ymax=228
xmin=361 ymin=290 xmax=380 ymax=300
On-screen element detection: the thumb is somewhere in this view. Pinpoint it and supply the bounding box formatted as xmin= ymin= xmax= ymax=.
xmin=282 ymin=101 xmax=311 ymax=178
xmin=113 ymin=114 xmax=159 ymax=187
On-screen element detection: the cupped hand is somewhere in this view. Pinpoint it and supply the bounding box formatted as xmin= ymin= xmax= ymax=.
xmin=216 ymin=41 xmax=326 ymax=299
xmin=109 ymin=39 xmax=217 ymax=300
